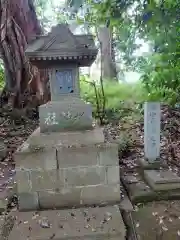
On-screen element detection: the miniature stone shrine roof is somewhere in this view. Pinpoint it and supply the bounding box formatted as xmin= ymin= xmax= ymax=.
xmin=25 ymin=24 xmax=98 ymax=67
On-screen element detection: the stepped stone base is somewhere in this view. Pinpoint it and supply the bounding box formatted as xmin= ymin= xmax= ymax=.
xmin=144 ymin=170 xmax=180 ymax=191
xmin=15 ymin=127 xmax=121 ymax=211
xmin=138 ymin=158 xmax=162 ymax=170
xmin=8 ymin=206 xmax=126 ymax=240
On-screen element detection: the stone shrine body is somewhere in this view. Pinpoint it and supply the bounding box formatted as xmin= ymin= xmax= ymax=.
xmin=9 ymin=24 xmax=125 ymax=240
xmin=25 ymin=24 xmax=97 ymax=133
xmin=14 ymin=24 xmax=121 ymax=212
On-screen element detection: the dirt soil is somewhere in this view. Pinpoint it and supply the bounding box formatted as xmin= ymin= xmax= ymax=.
xmin=0 ymin=106 xmax=38 ymax=211
xmin=132 ymin=201 xmax=180 ymax=240
xmin=117 ymin=104 xmax=180 ymax=239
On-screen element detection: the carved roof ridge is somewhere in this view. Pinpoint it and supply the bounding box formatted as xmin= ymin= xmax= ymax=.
xmin=38 ymin=24 xmax=79 ymax=51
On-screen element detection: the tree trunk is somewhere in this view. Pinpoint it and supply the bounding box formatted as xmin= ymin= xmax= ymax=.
xmin=98 ymin=26 xmax=117 ymax=80
xmin=0 ymin=0 xmax=49 ymax=108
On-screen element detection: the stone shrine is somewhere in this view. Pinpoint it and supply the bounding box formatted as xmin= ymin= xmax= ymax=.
xmin=25 ymin=24 xmax=97 ymax=133
xmin=10 ymin=24 xmax=126 ymax=240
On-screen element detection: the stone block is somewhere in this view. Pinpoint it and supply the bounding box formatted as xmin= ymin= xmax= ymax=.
xmin=98 ymin=143 xmax=119 ymax=166
xmin=138 ymin=158 xmax=162 ymax=170
xmin=81 ymin=184 xmax=121 ymax=205
xmin=18 ymin=192 xmax=39 ymax=211
xmin=144 ymin=170 xmax=180 ymax=191
xmin=64 ymin=166 xmax=106 ymax=187
xmin=38 ymin=188 xmax=81 ymax=209
xmin=15 ymin=143 xmax=57 ymax=170
xmin=28 ymin=126 xmax=104 ymax=149
xmin=57 ymin=146 xmax=98 ymax=167
xmin=8 ymin=206 xmax=126 ymax=240
xmin=39 ymin=98 xmax=93 ymax=133
xmin=16 ymin=169 xmax=31 ymax=193
xmin=30 ymin=169 xmax=63 ymax=191
xmin=106 ymin=166 xmax=120 ymax=184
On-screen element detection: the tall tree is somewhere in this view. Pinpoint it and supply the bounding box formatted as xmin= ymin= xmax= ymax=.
xmin=0 ymin=0 xmax=49 ymax=108
xmin=66 ymin=0 xmax=118 ymax=80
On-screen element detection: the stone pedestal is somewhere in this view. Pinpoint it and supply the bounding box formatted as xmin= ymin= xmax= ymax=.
xmin=15 ymin=127 xmax=121 ymax=211
xmin=144 ymin=170 xmax=180 ymax=191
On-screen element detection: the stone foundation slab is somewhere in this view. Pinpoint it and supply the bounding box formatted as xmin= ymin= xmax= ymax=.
xmin=8 ymin=206 xmax=126 ymax=240
xmin=144 ymin=170 xmax=180 ymax=191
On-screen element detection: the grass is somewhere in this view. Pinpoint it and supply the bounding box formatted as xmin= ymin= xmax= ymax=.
xmin=80 ymin=78 xmax=147 ymax=109
xmin=80 ymin=77 xmax=146 ymax=123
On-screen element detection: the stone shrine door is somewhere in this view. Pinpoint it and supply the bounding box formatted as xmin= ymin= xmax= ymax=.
xmin=56 ymin=69 xmax=74 ymax=94
xmin=50 ymin=67 xmax=79 ymax=101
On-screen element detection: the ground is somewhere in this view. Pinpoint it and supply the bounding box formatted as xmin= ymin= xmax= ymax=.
xmin=0 ymin=103 xmax=180 ymax=239
xmin=0 ymin=106 xmax=38 ymax=211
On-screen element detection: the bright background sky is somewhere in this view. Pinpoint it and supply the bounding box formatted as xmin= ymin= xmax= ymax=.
xmin=44 ymin=0 xmax=150 ymax=82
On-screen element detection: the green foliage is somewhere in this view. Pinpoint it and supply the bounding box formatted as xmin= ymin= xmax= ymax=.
xmin=80 ymin=0 xmax=180 ymax=106
xmin=80 ymin=74 xmax=180 ymax=123
xmin=38 ymin=0 xmax=180 ymax=109
xmin=80 ymin=75 xmax=144 ymax=123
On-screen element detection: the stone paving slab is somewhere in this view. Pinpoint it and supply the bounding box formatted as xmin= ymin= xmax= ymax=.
xmin=144 ymin=170 xmax=180 ymax=191
xmin=121 ymin=172 xmax=180 ymax=204
xmin=8 ymin=206 xmax=126 ymax=240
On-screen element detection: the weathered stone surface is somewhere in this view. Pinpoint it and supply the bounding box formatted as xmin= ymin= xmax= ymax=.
xmin=64 ymin=166 xmax=106 ymax=186
xmin=144 ymin=102 xmax=160 ymax=162
xmin=18 ymin=192 xmax=39 ymax=211
xmin=122 ymin=174 xmax=155 ymax=203
xmin=57 ymin=146 xmax=98 ymax=167
xmin=30 ymin=169 xmax=63 ymax=191
xmin=38 ymin=188 xmax=81 ymax=209
xmin=16 ymin=169 xmax=31 ymax=193
xmin=144 ymin=170 xmax=180 ymax=191
xmin=15 ymin=143 xmax=56 ymax=170
xmin=39 ymin=98 xmax=93 ymax=133
xmin=49 ymin=67 xmax=80 ymax=101
xmin=106 ymin=166 xmax=120 ymax=184
xmin=25 ymin=24 xmax=98 ymax=67
xmin=8 ymin=206 xmax=126 ymax=240
xmin=28 ymin=126 xmax=104 ymax=148
xmin=138 ymin=158 xmax=162 ymax=170
xmin=81 ymin=184 xmax=121 ymax=205
xmin=119 ymin=194 xmax=133 ymax=212
xmin=98 ymin=144 xmax=119 ymax=166
xmin=57 ymin=142 xmax=119 ymax=168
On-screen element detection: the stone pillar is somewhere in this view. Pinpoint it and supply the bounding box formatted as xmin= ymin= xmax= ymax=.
xmin=144 ymin=102 xmax=161 ymax=162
